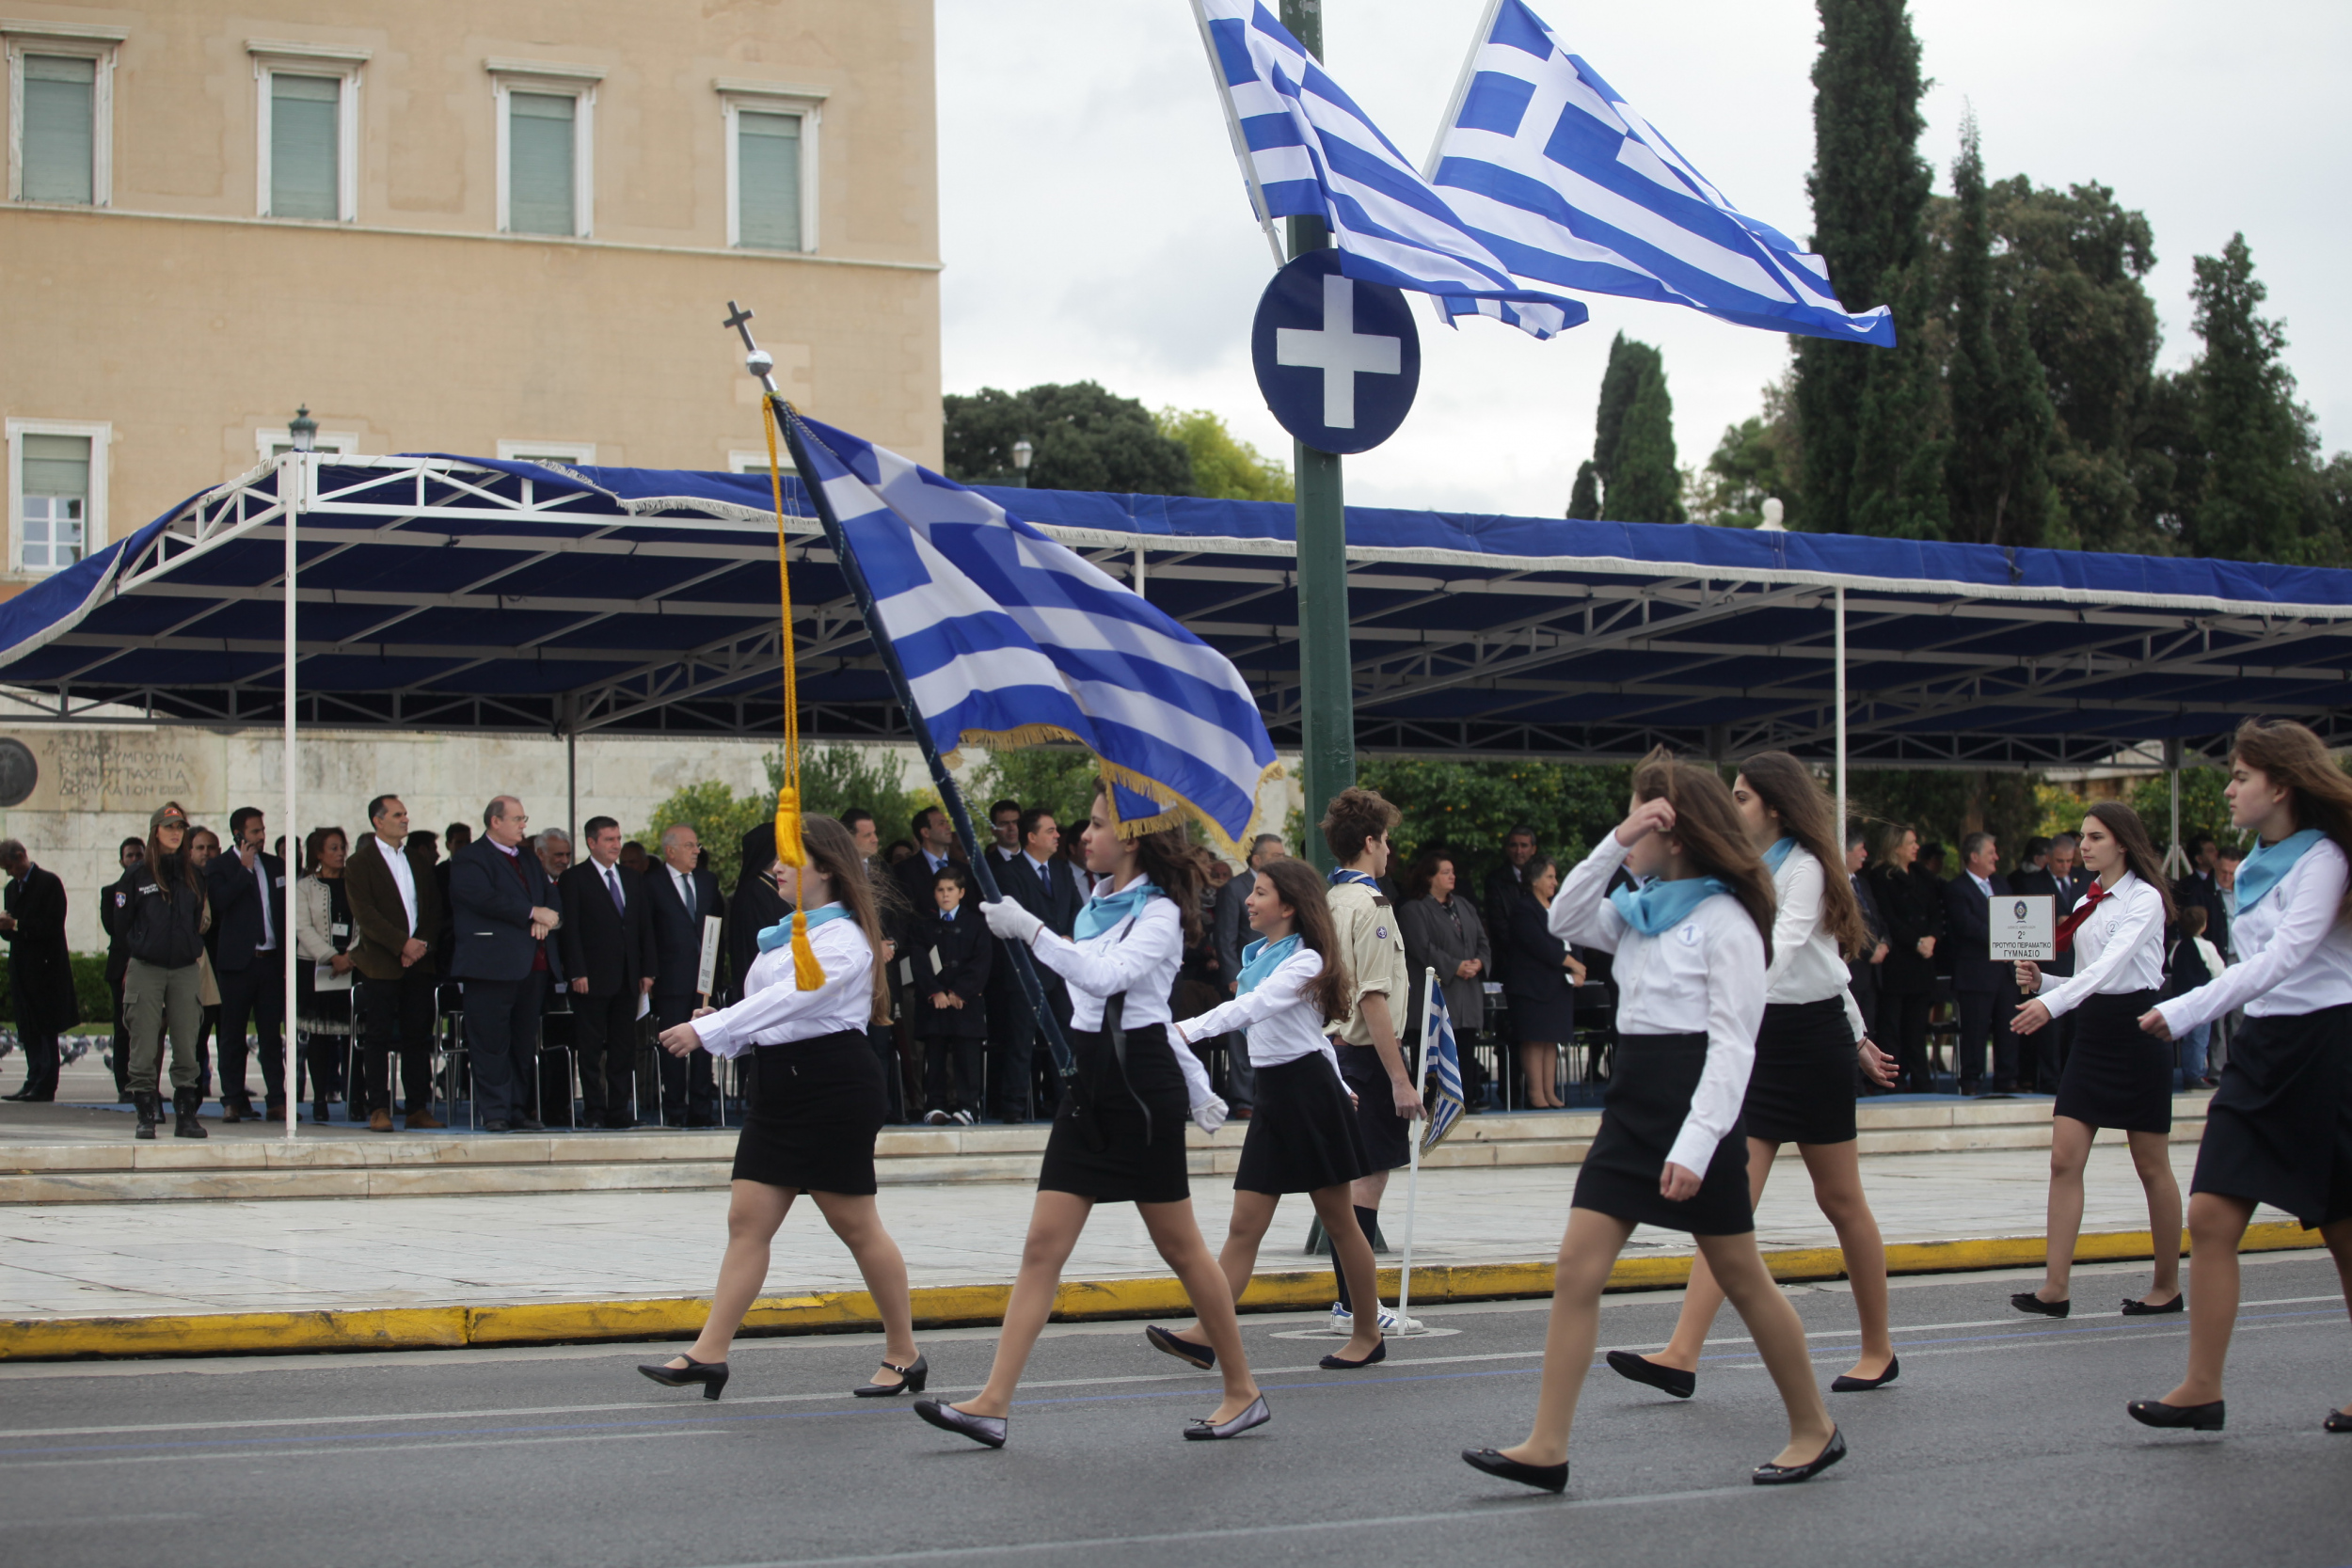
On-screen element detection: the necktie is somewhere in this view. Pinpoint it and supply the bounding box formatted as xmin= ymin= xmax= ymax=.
xmin=678 ymin=871 xmax=695 ymax=921
xmin=1039 ymin=863 xmax=1054 ymax=899
xmin=605 ymin=866 xmax=624 ymax=912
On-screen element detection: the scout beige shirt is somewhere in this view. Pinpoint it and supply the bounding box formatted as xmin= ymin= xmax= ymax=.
xmin=1328 ymin=876 xmax=1407 ymax=1048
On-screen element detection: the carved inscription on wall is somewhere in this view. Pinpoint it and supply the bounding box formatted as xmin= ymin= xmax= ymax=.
xmin=25 ymin=730 xmax=220 ymax=816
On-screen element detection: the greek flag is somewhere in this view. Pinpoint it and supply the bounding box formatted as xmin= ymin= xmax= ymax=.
xmin=1421 ymin=972 xmax=1468 ymax=1155
xmin=1427 ymin=0 xmax=1895 ymax=345
xmin=789 ymin=414 xmax=1279 ymax=853
xmin=1190 ymin=0 xmax=1586 ymax=341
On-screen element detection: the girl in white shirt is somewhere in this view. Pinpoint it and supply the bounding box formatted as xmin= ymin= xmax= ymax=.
xmin=1463 ymin=748 xmax=1847 ymax=1496
xmin=1614 ymin=752 xmax=1901 ymax=1403
xmin=919 ymin=785 xmax=1265 ymax=1448
xmin=2010 ymin=801 xmax=2181 ymax=1322
xmin=1150 ymin=856 xmax=1388 ymax=1372
xmin=639 ymin=815 xmax=923 ymax=1404
xmin=2130 ymin=719 xmax=2352 ymax=1434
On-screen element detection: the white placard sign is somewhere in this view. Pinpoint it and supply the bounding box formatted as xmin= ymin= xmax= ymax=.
xmin=696 ymin=915 xmax=723 ymax=999
xmin=1990 ymin=895 xmax=2056 ymax=962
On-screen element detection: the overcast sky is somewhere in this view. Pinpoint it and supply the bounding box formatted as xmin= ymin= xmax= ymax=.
xmin=934 ymin=0 xmax=2352 ymax=520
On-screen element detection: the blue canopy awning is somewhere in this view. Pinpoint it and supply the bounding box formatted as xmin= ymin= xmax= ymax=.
xmin=5 ymin=452 xmax=2349 ymax=768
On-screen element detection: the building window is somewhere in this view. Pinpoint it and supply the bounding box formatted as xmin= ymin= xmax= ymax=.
xmin=730 ymin=451 xmax=798 ymax=477
xmin=720 ymin=82 xmax=823 ymax=253
xmin=497 ymin=439 xmax=596 ymax=467
xmin=8 ymin=420 xmax=110 ymax=576
xmin=7 ymin=25 xmax=119 ymax=205
xmin=249 ymin=43 xmax=365 ymax=222
xmin=490 ymin=62 xmax=599 ymax=239
xmin=255 ymin=427 xmax=358 ymax=463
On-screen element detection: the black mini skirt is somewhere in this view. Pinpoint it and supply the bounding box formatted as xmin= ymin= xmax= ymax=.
xmin=729 ymin=1029 xmax=890 ymax=1196
xmin=1037 ymin=1022 xmax=1192 ymax=1205
xmin=1573 ymin=1031 xmax=1752 ymax=1235
xmin=1740 ymin=996 xmax=1859 ymax=1146
xmin=2053 ymin=990 xmax=2169 ymax=1134
xmin=1336 ymin=1040 xmax=1413 ymax=1172
xmin=1234 ymin=1052 xmax=1373 ymax=1196
xmin=2193 ymin=1005 xmax=2352 ymax=1227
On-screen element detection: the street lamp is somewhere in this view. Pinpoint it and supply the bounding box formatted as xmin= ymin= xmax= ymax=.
xmin=1009 ymin=437 xmax=1033 ymax=489
xmin=288 ymin=405 xmax=318 ymax=454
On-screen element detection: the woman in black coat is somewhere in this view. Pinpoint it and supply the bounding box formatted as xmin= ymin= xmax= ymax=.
xmin=1866 ymin=825 xmax=1943 ymax=1092
xmin=1502 ymin=857 xmax=1585 ymax=1110
xmin=910 ymin=864 xmax=992 ymax=1122
xmin=1 ymin=843 xmax=78 ymax=1102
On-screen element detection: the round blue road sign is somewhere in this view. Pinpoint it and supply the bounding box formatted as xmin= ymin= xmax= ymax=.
xmin=1250 ymin=249 xmax=1421 ymax=456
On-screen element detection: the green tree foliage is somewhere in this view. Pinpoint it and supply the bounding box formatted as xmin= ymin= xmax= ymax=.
xmin=1354 ymin=757 xmax=1632 ymax=886
xmin=1154 ymin=408 xmax=1293 ymax=502
xmin=2124 ymin=768 xmax=2233 ymax=862
xmin=963 ymin=745 xmax=1102 ymax=843
xmin=642 ymin=780 xmax=768 ymax=894
xmin=1574 ymin=334 xmax=1684 ymax=523
xmin=1943 ymin=112 xmax=2055 ymax=547
xmin=786 ymin=743 xmax=930 ymax=841
xmin=1794 ymin=0 xmax=1947 ymax=540
xmin=943 ymin=382 xmax=1195 ymax=495
xmin=1848 ymin=768 xmax=2040 ymax=875
xmin=1693 ymin=372 xmax=1802 ymax=528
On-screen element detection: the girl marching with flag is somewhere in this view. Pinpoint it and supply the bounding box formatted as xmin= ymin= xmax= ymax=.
xmin=1145 ymin=856 xmax=1390 ymax=1373
xmin=1463 ymin=748 xmax=1847 ymax=1494
xmin=916 ymin=783 xmax=1268 ymax=1448
xmin=2008 ymin=801 xmax=2182 ymax=1322
xmin=2131 ymin=719 xmax=2352 ymax=1434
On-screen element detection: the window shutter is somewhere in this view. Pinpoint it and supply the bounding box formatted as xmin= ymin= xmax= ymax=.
xmin=737 ymin=110 xmax=801 ymax=251
xmin=509 ymin=91 xmax=576 ymax=235
xmin=269 ymin=73 xmax=342 ymax=220
xmin=22 ymin=55 xmax=96 ymax=204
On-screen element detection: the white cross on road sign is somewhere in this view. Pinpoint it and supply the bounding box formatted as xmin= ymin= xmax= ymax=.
xmin=1275 ymin=274 xmax=1402 ymax=430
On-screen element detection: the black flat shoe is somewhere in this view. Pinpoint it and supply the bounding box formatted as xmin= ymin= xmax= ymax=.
xmin=852 ymin=1354 xmax=928 ymax=1398
xmin=2324 ymin=1409 xmax=2352 ymax=1433
xmin=2126 ymin=1398 xmax=2223 ymax=1432
xmin=2121 ymin=1293 xmax=2185 ymax=1316
xmin=1461 ymin=1447 xmax=1567 ymax=1494
xmin=1606 ymin=1349 xmax=1695 ymax=1399
xmin=914 ymin=1398 xmax=1007 ymax=1449
xmin=1830 ymin=1355 xmax=1900 ymax=1392
xmin=1184 ymin=1393 xmax=1270 ymax=1441
xmin=2010 ymin=1291 xmax=2070 ymax=1318
xmin=1145 ymin=1323 xmax=1216 ymax=1370
xmin=638 ymin=1354 xmax=729 ymax=1401
xmin=1754 ymin=1427 xmax=1847 ymax=1485
xmin=1319 ymin=1339 xmax=1387 ymax=1370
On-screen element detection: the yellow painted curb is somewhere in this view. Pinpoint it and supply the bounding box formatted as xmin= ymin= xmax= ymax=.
xmin=0 ymin=1221 xmax=2319 ymax=1362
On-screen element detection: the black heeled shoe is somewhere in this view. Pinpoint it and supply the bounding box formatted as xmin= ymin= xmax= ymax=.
xmin=1830 ymin=1355 xmax=1900 ymax=1393
xmin=1461 ymin=1447 xmax=1567 ymax=1494
xmin=1145 ymin=1323 xmax=1216 ymax=1370
xmin=2010 ymin=1291 xmax=2069 ymax=1318
xmin=2126 ymin=1397 xmax=2223 ymax=1432
xmin=2121 ymin=1293 xmax=2185 ymax=1316
xmin=638 ymin=1354 xmax=729 ymax=1401
xmin=914 ymin=1398 xmax=1007 ymax=1449
xmin=852 ymin=1354 xmax=928 ymax=1398
xmin=1183 ymin=1393 xmax=1270 ymax=1441
xmin=1319 ymin=1338 xmax=1386 ymax=1370
xmin=2324 ymin=1409 xmax=2352 ymax=1433
xmin=1605 ymin=1349 xmax=1695 ymax=1399
xmin=1753 ymin=1427 xmax=1847 ymax=1485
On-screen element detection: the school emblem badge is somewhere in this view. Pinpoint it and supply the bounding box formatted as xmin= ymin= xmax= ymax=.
xmin=1677 ymin=923 xmax=1700 ymax=946
xmin=1375 ymin=926 xmax=1389 ymax=942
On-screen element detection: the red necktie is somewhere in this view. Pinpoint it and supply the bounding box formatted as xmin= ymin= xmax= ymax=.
xmin=2053 ymin=879 xmax=2108 ymax=954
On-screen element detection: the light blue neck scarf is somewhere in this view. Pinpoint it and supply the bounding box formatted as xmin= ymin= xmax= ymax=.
xmin=2233 ymin=829 xmax=2322 ymax=918
xmin=1610 ymin=876 xmax=1731 ymax=935
xmin=1076 ymin=877 xmax=1161 ymax=941
xmin=1761 ymin=836 xmax=1799 ymax=874
xmin=1236 ymin=933 xmax=1301 ymax=995
xmin=755 ymin=902 xmax=851 ymax=955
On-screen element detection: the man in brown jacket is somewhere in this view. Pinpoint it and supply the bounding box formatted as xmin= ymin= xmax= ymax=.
xmin=344 ymin=794 xmax=448 ymax=1132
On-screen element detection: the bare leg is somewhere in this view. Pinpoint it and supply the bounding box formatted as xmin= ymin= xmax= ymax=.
xmin=1654 ymin=1137 xmax=1778 ymax=1371
xmin=955 ymin=1191 xmax=1092 ymax=1418
xmin=1311 ymin=1182 xmax=1387 ymax=1359
xmin=674 ymin=1180 xmax=796 ymax=1365
xmin=2323 ymin=1218 xmax=2352 ymax=1418
xmin=2037 ymin=1117 xmax=2094 ymax=1303
xmin=1800 ymin=1140 xmax=1895 ymax=1379
xmin=2162 ymin=1192 xmax=2254 ymax=1406
xmin=1697 ymin=1229 xmax=1839 ymax=1466
xmin=1519 ymin=1042 xmax=1559 ymax=1108
xmin=1138 ymin=1198 xmax=1263 ymax=1421
xmin=1171 ymin=1189 xmax=1279 ymax=1349
xmin=810 ymin=1190 xmax=920 ymax=1384
xmin=2124 ymin=1129 xmax=2185 ymax=1303
xmin=1500 ymin=1206 xmax=1635 ymax=1466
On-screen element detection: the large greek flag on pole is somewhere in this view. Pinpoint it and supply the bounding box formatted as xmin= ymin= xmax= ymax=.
xmin=792 ymin=415 xmax=1279 ymax=853
xmin=1427 ymin=0 xmax=1895 ymax=346
xmin=1190 ymin=0 xmax=1586 ymax=341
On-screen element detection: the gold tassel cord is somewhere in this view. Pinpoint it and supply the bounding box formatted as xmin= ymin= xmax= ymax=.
xmin=763 ymin=397 xmax=823 ymax=990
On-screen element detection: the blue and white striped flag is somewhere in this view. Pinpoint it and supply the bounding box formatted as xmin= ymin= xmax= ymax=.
xmin=791 ymin=415 xmax=1279 ymax=853
xmin=1421 ymin=971 xmax=1467 ymax=1155
xmin=1427 ymin=0 xmax=1895 ymax=346
xmin=1190 ymin=0 xmax=1587 ymax=341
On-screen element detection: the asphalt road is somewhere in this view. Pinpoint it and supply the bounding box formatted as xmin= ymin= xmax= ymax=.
xmin=2 ymin=1253 xmax=2346 ymax=1568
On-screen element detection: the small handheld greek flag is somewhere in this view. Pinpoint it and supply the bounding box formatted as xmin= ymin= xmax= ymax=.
xmin=1421 ymin=972 xmax=1467 ymax=1155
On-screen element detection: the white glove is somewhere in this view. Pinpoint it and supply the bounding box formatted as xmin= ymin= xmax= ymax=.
xmin=979 ymin=898 xmax=1043 ymax=944
xmin=1192 ymin=1093 xmax=1229 ymax=1135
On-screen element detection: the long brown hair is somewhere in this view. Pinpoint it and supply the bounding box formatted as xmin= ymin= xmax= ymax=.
xmin=1094 ymin=783 xmax=1207 ymax=943
xmin=799 ymin=814 xmax=896 ymax=1025
xmin=1740 ymin=751 xmax=1868 ymax=958
xmin=147 ymin=820 xmax=203 ymax=897
xmin=2080 ymin=801 xmax=2177 ymax=925
xmin=2230 ymin=717 xmax=2352 ymax=916
xmin=1253 ymin=856 xmax=1354 ymax=1025
xmin=1631 ymin=746 xmax=1775 ymax=963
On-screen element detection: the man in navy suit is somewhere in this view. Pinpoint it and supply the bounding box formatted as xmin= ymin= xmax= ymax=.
xmin=206 ymin=805 xmax=292 ymax=1118
xmin=558 ymin=816 xmax=656 ymax=1129
xmin=993 ymin=806 xmax=1084 ymax=1122
xmin=645 ymin=823 xmax=725 ymax=1127
xmin=450 ymin=796 xmax=563 ymax=1132
xmin=1944 ymin=831 xmax=2019 ymax=1093
xmin=2011 ymin=832 xmax=2089 ymax=1091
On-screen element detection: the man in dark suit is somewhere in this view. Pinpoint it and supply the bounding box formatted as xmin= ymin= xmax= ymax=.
xmin=558 ymin=815 xmax=656 ymax=1129
xmin=1844 ymin=829 xmax=1889 ymax=1053
xmin=2011 ymin=831 xmax=2089 ymax=1092
xmin=2174 ymin=833 xmax=2227 ymax=949
xmin=206 ymin=805 xmax=293 ymax=1118
xmin=994 ymin=806 xmax=1084 ymax=1122
xmin=978 ymin=798 xmax=1029 ymax=1115
xmin=344 ymin=794 xmax=447 ymax=1132
xmin=1482 ymin=825 xmax=1538 ymax=989
xmin=1212 ymin=833 xmax=1286 ymax=1117
xmin=449 ymin=796 xmax=563 ymax=1132
xmin=1 ymin=840 xmax=77 ymax=1101
xmin=893 ymin=805 xmax=961 ymax=913
xmin=644 ymin=822 xmax=724 ymax=1128
xmin=1943 ymin=831 xmax=2019 ymax=1093
xmin=99 ymin=836 xmax=145 ymax=1101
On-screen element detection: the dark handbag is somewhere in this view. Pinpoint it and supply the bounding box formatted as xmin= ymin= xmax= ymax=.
xmin=1063 ymin=916 xmax=1154 ymax=1153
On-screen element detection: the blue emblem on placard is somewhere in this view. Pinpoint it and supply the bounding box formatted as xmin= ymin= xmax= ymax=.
xmin=1250 ymin=250 xmax=1421 ymax=455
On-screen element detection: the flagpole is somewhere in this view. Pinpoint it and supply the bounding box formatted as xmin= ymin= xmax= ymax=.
xmin=1394 ymin=968 xmax=1435 ymax=1331
xmin=1421 ymin=0 xmax=1504 ymax=179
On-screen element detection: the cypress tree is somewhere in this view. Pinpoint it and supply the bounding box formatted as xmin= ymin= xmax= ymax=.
xmin=1567 ymin=462 xmax=1601 ymax=520
xmin=1573 ymin=333 xmax=1683 ymax=524
xmin=2182 ymin=234 xmax=2313 ymax=562
xmin=1944 ymin=112 xmax=2053 ymax=546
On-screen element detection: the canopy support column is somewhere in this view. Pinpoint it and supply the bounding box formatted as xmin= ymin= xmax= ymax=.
xmin=1133 ymin=544 xmax=1147 ymax=597
xmin=1835 ymin=586 xmax=1847 ymax=835
xmin=280 ymin=457 xmax=301 ymax=1142
xmin=2165 ymin=736 xmax=2185 ymax=877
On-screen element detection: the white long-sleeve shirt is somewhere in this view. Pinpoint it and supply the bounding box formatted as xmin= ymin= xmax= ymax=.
xmin=1549 ymin=835 xmax=1766 ymax=1177
xmin=1029 ymin=888 xmax=1214 ymax=1108
xmin=691 ymin=911 xmax=873 ymax=1059
xmin=2034 ymin=871 xmax=2166 ymax=1018
xmin=1765 ymin=843 xmax=1867 ymax=1042
xmin=1172 ymin=946 xmax=1336 ymax=1070
xmin=2156 ymin=836 xmax=2352 ymax=1034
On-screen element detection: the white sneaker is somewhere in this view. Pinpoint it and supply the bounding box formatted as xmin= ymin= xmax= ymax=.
xmin=923 ymin=1109 xmax=951 ymax=1126
xmin=1328 ymin=1301 xmax=1353 ymax=1334
xmin=949 ymin=1108 xmax=977 ymax=1126
xmin=1328 ymin=1301 xmax=1423 ymax=1334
